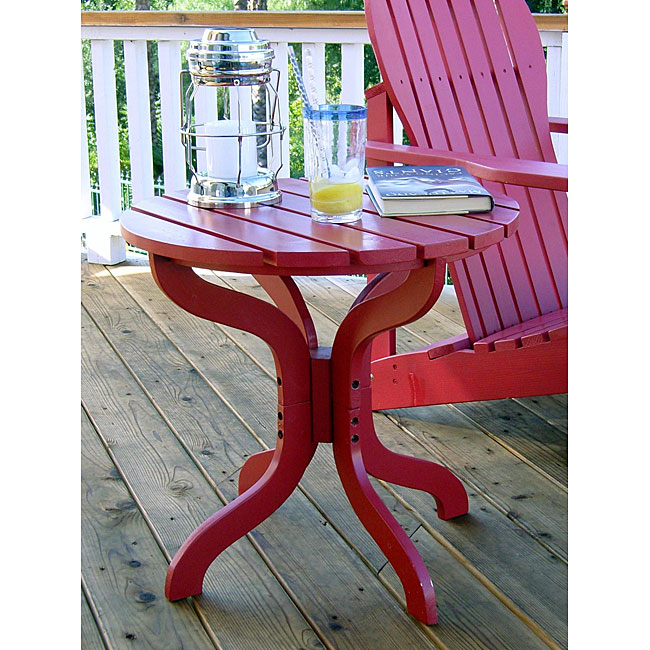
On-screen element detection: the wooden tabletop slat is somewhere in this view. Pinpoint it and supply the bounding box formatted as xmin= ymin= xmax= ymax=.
xmin=280 ymin=178 xmax=470 ymax=258
xmin=279 ymin=178 xmax=507 ymax=248
xmin=132 ymin=196 xmax=351 ymax=268
xmin=123 ymin=179 xmax=518 ymax=272
xmin=120 ymin=209 xmax=265 ymax=267
xmin=166 ymin=188 xmax=418 ymax=265
xmin=396 ymin=211 xmax=505 ymax=249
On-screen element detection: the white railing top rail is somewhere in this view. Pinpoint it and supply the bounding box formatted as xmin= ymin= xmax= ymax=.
xmin=81 ymin=9 xmax=567 ymax=30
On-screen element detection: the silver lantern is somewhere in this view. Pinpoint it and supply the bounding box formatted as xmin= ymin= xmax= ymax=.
xmin=181 ymin=28 xmax=285 ymax=208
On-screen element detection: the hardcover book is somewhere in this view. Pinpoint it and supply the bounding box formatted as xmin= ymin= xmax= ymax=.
xmin=366 ymin=165 xmax=494 ymax=216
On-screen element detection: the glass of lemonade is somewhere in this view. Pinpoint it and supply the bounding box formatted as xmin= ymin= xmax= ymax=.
xmin=303 ymin=104 xmax=367 ymax=223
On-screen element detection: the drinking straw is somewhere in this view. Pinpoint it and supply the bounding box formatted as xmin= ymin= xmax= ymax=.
xmin=288 ymin=46 xmax=330 ymax=176
xmin=288 ymin=46 xmax=313 ymax=110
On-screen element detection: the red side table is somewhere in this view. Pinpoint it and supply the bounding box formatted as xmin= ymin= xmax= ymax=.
xmin=120 ymin=177 xmax=519 ymax=624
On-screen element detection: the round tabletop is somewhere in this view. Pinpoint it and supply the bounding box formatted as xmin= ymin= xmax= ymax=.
xmin=120 ymin=177 xmax=519 ymax=276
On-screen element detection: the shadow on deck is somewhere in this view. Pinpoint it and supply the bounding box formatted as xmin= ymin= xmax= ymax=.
xmin=81 ymin=253 xmax=567 ymax=650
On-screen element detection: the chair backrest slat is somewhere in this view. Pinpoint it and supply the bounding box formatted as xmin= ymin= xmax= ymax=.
xmin=366 ymin=0 xmax=568 ymax=340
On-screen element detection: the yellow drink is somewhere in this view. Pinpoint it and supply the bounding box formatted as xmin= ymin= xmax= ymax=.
xmin=310 ymin=180 xmax=363 ymax=216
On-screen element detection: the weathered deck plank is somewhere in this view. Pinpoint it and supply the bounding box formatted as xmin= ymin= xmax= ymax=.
xmin=81 ymin=302 xmax=326 ymax=649
xmin=81 ymin=585 xmax=108 ymax=650
xmin=81 ymin=255 xmax=568 ymax=650
xmin=81 ymin=408 xmax=217 ymax=650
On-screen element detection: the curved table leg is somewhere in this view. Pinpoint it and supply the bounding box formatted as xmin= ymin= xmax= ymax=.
xmin=331 ymin=263 xmax=465 ymax=624
xmin=149 ymin=256 xmax=315 ymax=601
xmin=333 ymin=398 xmax=438 ymax=624
xmin=358 ymin=391 xmax=468 ymax=520
xmin=166 ymin=403 xmax=315 ymax=600
xmin=253 ymin=275 xmax=318 ymax=350
xmin=238 ymin=448 xmax=275 ymax=495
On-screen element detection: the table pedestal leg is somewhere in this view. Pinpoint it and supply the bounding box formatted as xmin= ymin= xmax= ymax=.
xmin=166 ymin=402 xmax=315 ymax=600
xmin=330 ymin=263 xmax=466 ymax=624
xmin=151 ymin=257 xmax=467 ymax=624
xmin=358 ymin=395 xmax=468 ymax=520
xmin=149 ymin=256 xmax=316 ymax=601
xmin=333 ymin=395 xmax=438 ymax=624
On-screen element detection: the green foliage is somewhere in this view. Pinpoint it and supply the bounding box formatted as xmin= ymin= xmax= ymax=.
xmin=82 ymin=0 xmax=564 ymax=184
xmin=526 ymin=1 xmax=566 ymax=12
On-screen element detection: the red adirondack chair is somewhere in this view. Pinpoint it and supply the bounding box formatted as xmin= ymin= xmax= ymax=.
xmin=364 ymin=0 xmax=568 ymax=409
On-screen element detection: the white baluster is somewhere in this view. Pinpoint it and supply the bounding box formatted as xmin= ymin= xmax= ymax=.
xmin=81 ymin=56 xmax=92 ymax=220
xmin=124 ymin=40 xmax=154 ymax=204
xmin=158 ymin=40 xmax=186 ymax=193
xmin=88 ymin=39 xmax=125 ymax=264
xmin=340 ymin=43 xmax=365 ymax=106
xmin=302 ymin=42 xmax=326 ymax=104
xmin=271 ymin=42 xmax=290 ymax=178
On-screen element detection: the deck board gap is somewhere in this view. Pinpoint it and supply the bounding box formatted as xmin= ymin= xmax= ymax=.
xmin=81 ymin=574 xmax=113 ymax=650
xmin=375 ymin=480 xmax=563 ymax=650
xmin=448 ymin=404 xmax=567 ymax=491
xmin=381 ymin=411 xmax=568 ymax=564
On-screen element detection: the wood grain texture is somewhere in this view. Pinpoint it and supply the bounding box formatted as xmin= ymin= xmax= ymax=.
xmin=81 ymin=255 xmax=567 ymax=649
xmin=81 ymin=279 xmax=326 ymax=649
xmin=80 ymin=10 xmax=567 ymax=31
xmin=84 ymin=261 xmax=436 ymax=649
xmin=81 ymin=408 xmax=217 ymax=650
xmin=380 ymin=528 xmax=554 ymax=650
xmin=81 ymin=586 xmax=108 ymax=650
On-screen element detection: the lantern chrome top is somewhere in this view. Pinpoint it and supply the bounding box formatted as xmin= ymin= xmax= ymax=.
xmin=187 ymin=28 xmax=275 ymax=86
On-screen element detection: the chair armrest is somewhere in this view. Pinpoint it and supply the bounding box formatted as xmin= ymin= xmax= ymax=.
xmin=549 ymin=117 xmax=568 ymax=134
xmin=365 ymin=141 xmax=568 ymax=192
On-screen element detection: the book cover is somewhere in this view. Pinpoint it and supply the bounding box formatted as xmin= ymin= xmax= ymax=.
xmin=366 ymin=165 xmax=494 ymax=216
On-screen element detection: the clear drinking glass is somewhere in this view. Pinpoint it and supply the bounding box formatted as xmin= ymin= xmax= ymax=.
xmin=303 ymin=104 xmax=367 ymax=223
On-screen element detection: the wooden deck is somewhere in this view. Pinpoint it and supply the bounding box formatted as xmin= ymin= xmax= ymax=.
xmin=81 ymin=254 xmax=567 ymax=650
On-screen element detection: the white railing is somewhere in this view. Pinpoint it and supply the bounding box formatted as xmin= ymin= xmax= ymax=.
xmin=81 ymin=11 xmax=568 ymax=264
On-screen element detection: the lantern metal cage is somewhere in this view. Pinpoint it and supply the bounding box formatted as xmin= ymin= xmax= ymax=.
xmin=180 ymin=28 xmax=286 ymax=209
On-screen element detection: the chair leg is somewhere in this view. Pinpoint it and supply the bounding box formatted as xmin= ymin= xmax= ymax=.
xmin=333 ymin=402 xmax=438 ymax=625
xmin=165 ymin=403 xmax=316 ymax=601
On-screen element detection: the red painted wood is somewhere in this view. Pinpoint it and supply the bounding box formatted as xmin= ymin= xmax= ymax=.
xmin=254 ymin=275 xmax=318 ymax=349
xmin=330 ymin=264 xmax=453 ymax=624
xmin=357 ymin=387 xmax=468 ymax=520
xmin=332 ymin=399 xmax=438 ymax=624
xmin=311 ymin=347 xmax=334 ymax=443
xmin=150 ymin=258 xmax=318 ymax=601
xmin=149 ymin=255 xmax=312 ymax=407
xmin=120 ymin=209 xmax=265 ymax=268
xmin=242 ymin=190 xmax=418 ymax=265
xmin=119 ymin=181 xmax=521 ymax=623
xmin=281 ymin=177 xmax=471 ymax=259
xmin=549 ymin=117 xmax=568 ymax=134
xmin=473 ymin=308 xmax=568 ymax=353
xmin=365 ymin=0 xmax=567 ymax=395
xmin=366 ymin=82 xmax=395 ymax=168
xmin=371 ymin=338 xmax=568 ymax=410
xmin=166 ymin=400 xmax=316 ymax=600
xmin=134 ymin=195 xmax=351 ymax=269
xmin=426 ymin=333 xmax=472 ymax=360
xmin=364 ymin=141 xmax=568 ymax=191
xmin=398 ymin=213 xmax=504 ymax=250
xmin=238 ymin=448 xmax=276 ymax=494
